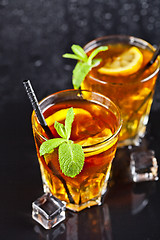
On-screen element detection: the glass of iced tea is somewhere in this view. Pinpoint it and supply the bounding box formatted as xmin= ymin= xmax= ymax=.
xmin=31 ymin=89 xmax=122 ymax=212
xmin=82 ymin=35 xmax=160 ymax=147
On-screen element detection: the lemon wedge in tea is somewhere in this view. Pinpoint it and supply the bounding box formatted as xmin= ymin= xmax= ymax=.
xmin=76 ymin=128 xmax=113 ymax=146
xmin=46 ymin=108 xmax=92 ymax=126
xmin=98 ymin=46 xmax=143 ymax=76
xmin=76 ymin=128 xmax=117 ymax=157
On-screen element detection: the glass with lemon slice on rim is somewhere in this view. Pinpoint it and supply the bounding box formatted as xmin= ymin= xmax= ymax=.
xmin=31 ymin=89 xmax=122 ymax=212
xmin=82 ymin=35 xmax=160 ymax=147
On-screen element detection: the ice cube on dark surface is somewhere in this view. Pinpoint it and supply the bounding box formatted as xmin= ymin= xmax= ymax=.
xmin=130 ymin=150 xmax=158 ymax=182
xmin=32 ymin=193 xmax=66 ymax=229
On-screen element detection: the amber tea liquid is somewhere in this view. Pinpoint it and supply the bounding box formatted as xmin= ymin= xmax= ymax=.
xmin=82 ymin=36 xmax=159 ymax=146
xmin=32 ymin=90 xmax=121 ymax=211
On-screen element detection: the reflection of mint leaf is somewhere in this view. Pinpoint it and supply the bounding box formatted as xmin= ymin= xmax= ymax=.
xmin=39 ymin=138 xmax=66 ymax=156
xmin=59 ymin=142 xmax=84 ymax=178
xmin=39 ymin=108 xmax=85 ymax=178
xmin=63 ymin=44 xmax=108 ymax=89
xmin=65 ymin=107 xmax=74 ymax=139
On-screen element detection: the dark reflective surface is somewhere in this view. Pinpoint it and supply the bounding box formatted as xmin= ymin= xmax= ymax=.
xmin=1 ymin=103 xmax=160 ymax=240
xmin=1 ymin=1 xmax=160 ymax=239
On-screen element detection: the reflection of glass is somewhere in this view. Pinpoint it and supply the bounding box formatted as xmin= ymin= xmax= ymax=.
xmin=31 ymin=89 xmax=121 ymax=214
xmin=82 ymin=35 xmax=160 ymax=147
xmin=66 ymin=204 xmax=112 ymax=240
xmin=34 ymin=204 xmax=112 ymax=240
xmin=106 ymin=180 xmax=156 ymax=215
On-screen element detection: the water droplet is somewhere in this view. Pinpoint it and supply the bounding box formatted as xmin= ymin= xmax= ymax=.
xmin=141 ymin=9 xmax=147 ymax=16
xmin=104 ymin=22 xmax=112 ymax=30
xmin=64 ymin=64 xmax=72 ymax=71
xmin=121 ymin=16 xmax=127 ymax=23
xmin=34 ymin=60 xmax=43 ymax=67
xmin=61 ymin=24 xmax=68 ymax=32
xmin=0 ymin=0 xmax=8 ymax=6
xmin=104 ymin=13 xmax=112 ymax=20
xmin=149 ymin=16 xmax=155 ymax=23
xmin=142 ymin=2 xmax=149 ymax=9
xmin=155 ymin=21 xmax=160 ymax=28
xmin=133 ymin=15 xmax=140 ymax=22
xmin=123 ymin=3 xmax=131 ymax=11
xmin=13 ymin=9 xmax=24 ymax=16
xmin=21 ymin=16 xmax=28 ymax=23
xmin=147 ymin=24 xmax=154 ymax=31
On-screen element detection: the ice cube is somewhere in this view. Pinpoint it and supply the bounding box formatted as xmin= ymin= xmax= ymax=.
xmin=32 ymin=193 xmax=66 ymax=229
xmin=130 ymin=150 xmax=158 ymax=182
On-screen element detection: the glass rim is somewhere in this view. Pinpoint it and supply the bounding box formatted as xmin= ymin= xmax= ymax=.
xmin=32 ymin=89 xmax=122 ymax=150
xmin=83 ymin=34 xmax=160 ymax=85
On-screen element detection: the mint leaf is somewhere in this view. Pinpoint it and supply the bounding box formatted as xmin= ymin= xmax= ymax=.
xmin=59 ymin=142 xmax=85 ymax=178
xmin=40 ymin=138 xmax=66 ymax=156
xmin=63 ymin=53 xmax=82 ymax=61
xmin=65 ymin=107 xmax=74 ymax=139
xmin=91 ymin=58 xmax=102 ymax=67
xmin=87 ymin=46 xmax=108 ymax=65
xmin=71 ymin=45 xmax=88 ymax=61
xmin=54 ymin=121 xmax=67 ymax=139
xmin=73 ymin=62 xmax=92 ymax=89
xmin=63 ymin=44 xmax=108 ymax=89
xmin=39 ymin=107 xmax=85 ymax=178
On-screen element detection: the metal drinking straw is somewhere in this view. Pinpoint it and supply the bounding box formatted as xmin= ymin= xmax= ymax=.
xmin=23 ymin=79 xmax=53 ymax=139
xmin=23 ymin=80 xmax=75 ymax=204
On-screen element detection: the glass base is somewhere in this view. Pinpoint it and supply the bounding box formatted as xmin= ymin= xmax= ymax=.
xmin=32 ymin=193 xmax=66 ymax=229
xmin=66 ymin=196 xmax=102 ymax=212
xmin=118 ymin=134 xmax=143 ymax=148
xmin=65 ymin=176 xmax=108 ymax=212
xmin=118 ymin=116 xmax=148 ymax=148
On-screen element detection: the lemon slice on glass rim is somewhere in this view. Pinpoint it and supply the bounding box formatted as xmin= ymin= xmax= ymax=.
xmin=98 ymin=46 xmax=143 ymax=76
xmin=46 ymin=108 xmax=92 ymax=126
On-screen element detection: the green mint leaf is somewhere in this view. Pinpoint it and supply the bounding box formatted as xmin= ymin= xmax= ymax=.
xmin=91 ymin=58 xmax=102 ymax=67
xmin=65 ymin=107 xmax=74 ymax=139
xmin=87 ymin=46 xmax=108 ymax=65
xmin=39 ymin=107 xmax=85 ymax=178
xmin=63 ymin=44 xmax=108 ymax=89
xmin=62 ymin=53 xmax=82 ymax=61
xmin=71 ymin=44 xmax=88 ymax=61
xmin=40 ymin=138 xmax=66 ymax=156
xmin=59 ymin=142 xmax=85 ymax=178
xmin=54 ymin=121 xmax=67 ymax=139
xmin=73 ymin=61 xmax=92 ymax=89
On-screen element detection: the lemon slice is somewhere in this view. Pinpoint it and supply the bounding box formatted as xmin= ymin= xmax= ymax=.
xmin=98 ymin=46 xmax=143 ymax=76
xmin=77 ymin=128 xmax=113 ymax=146
xmin=76 ymin=128 xmax=117 ymax=157
xmin=46 ymin=108 xmax=92 ymax=126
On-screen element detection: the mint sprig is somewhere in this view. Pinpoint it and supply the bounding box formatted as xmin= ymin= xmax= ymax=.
xmin=63 ymin=44 xmax=108 ymax=89
xmin=39 ymin=107 xmax=85 ymax=178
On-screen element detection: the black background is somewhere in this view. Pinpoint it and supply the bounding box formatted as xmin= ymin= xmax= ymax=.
xmin=0 ymin=0 xmax=160 ymax=239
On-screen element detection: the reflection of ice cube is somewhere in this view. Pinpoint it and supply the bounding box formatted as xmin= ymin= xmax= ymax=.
xmin=32 ymin=193 xmax=66 ymax=229
xmin=130 ymin=150 xmax=159 ymax=182
xmin=34 ymin=223 xmax=65 ymax=239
